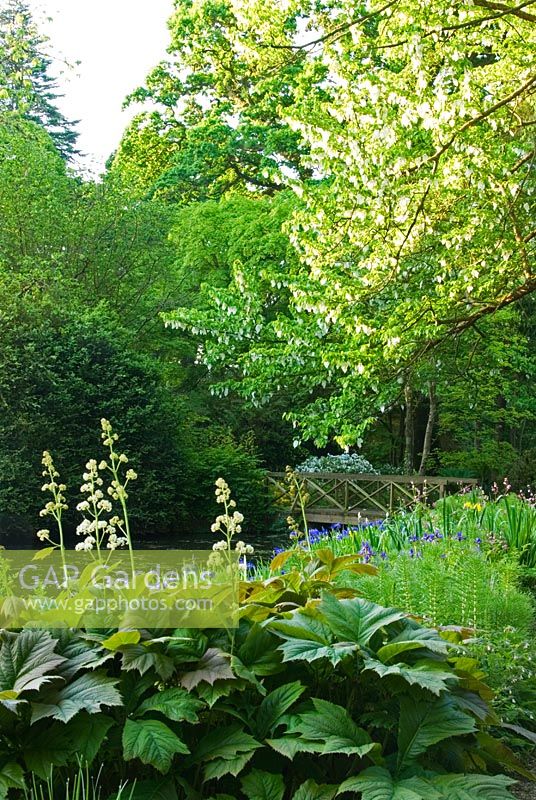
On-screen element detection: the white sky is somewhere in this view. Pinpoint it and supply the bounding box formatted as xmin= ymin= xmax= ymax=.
xmin=27 ymin=0 xmax=174 ymax=175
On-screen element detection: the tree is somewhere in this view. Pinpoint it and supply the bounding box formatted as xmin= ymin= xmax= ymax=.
xmin=166 ymin=192 xmax=309 ymax=468
xmin=0 ymin=0 xmax=78 ymax=158
xmin=109 ymin=112 xmax=184 ymax=199
xmin=165 ymin=0 xmax=536 ymax=448
xmin=0 ymin=116 xmax=181 ymax=347
xmin=0 ymin=115 xmax=73 ymax=277
xmin=0 ymin=299 xmax=189 ymax=536
xmin=115 ymin=0 xmax=315 ymax=201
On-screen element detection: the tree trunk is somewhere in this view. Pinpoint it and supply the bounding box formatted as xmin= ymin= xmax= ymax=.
xmin=419 ymin=382 xmax=437 ymax=475
xmin=495 ymin=394 xmax=506 ymax=442
xmin=403 ymin=384 xmax=415 ymax=474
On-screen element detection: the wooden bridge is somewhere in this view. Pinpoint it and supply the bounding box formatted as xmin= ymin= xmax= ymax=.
xmin=266 ymin=472 xmax=478 ymax=525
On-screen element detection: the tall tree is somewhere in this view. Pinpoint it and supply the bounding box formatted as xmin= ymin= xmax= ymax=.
xmin=113 ymin=0 xmax=315 ymax=201
xmin=0 ymin=0 xmax=78 ymax=158
xmin=165 ymin=0 xmax=536 ymax=448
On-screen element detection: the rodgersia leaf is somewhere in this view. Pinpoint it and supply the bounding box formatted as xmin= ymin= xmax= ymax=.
xmin=278 ymin=638 xmax=356 ymax=666
xmin=338 ymin=767 xmax=440 ymax=800
xmin=431 ymin=774 xmax=517 ymax=799
xmin=180 ymin=647 xmax=234 ymax=690
xmin=377 ymin=625 xmax=450 ymax=662
xmin=126 ymin=777 xmax=179 ymax=800
xmin=240 ymin=768 xmax=285 ymax=800
xmin=255 ymin=681 xmax=305 ymax=738
xmin=0 ymin=630 xmax=64 ymax=695
xmin=204 ymin=752 xmax=255 ymax=782
xmin=397 ymin=697 xmax=476 ymax=771
xmin=0 ymin=762 xmax=25 ymax=800
xmin=135 ymin=687 xmax=204 ymax=723
xmin=122 ymin=718 xmax=189 ymax=773
xmin=284 ymin=698 xmax=377 ymax=757
xmin=30 ymin=671 xmax=122 ymax=723
xmin=292 ymin=779 xmax=338 ymax=799
xmin=318 ymin=594 xmax=406 ymax=647
xmin=193 ymin=724 xmax=261 ymax=763
xmin=363 ymin=658 xmax=458 ymax=696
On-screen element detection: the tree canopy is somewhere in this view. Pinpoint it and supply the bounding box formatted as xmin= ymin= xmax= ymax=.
xmin=163 ymin=0 xmax=536 ymax=447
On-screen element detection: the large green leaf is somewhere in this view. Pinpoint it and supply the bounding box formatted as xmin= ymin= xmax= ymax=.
xmin=135 ymin=687 xmax=204 ymax=723
xmin=30 ymin=671 xmax=122 ymax=723
xmin=241 ymin=769 xmax=285 ymax=800
xmin=363 ymin=658 xmax=458 ymax=696
xmin=397 ymin=697 xmax=476 ymax=772
xmin=123 ymin=718 xmax=189 ymax=773
xmin=54 ymin=632 xmax=114 ymax=679
xmin=292 ymin=780 xmax=338 ymax=799
xmin=0 ymin=763 xmax=25 ymax=800
xmin=63 ymin=713 xmax=115 ymax=764
xmin=127 ymin=778 xmax=178 ymax=800
xmin=278 ymin=639 xmax=357 ymax=666
xmin=196 ymin=678 xmax=245 ymax=707
xmin=193 ymin=724 xmax=261 ymax=763
xmin=266 ymin=737 xmax=319 ymax=759
xmin=231 ymin=655 xmax=266 ymax=694
xmin=22 ymin=721 xmax=75 ymax=779
xmin=204 ymin=752 xmax=255 ymax=781
xmin=285 ymin=698 xmax=377 ymax=757
xmin=432 ymin=774 xmax=517 ymax=799
xmin=338 ymin=767 xmax=440 ymax=800
xmin=121 ymin=646 xmax=175 ymax=680
xmin=318 ymin=594 xmax=406 ymax=647
xmin=0 ymin=630 xmax=64 ymax=694
xmin=377 ymin=626 xmax=450 ymax=663
xmin=237 ymin=624 xmax=282 ymax=676
xmin=268 ymin=613 xmax=333 ymax=645
xmin=256 ymin=681 xmax=306 ymax=738
xmin=102 ymin=630 xmax=141 ymax=650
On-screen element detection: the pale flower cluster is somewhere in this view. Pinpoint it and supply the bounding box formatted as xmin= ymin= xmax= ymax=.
xmin=209 ymin=478 xmax=254 ymax=574
xmin=36 ymin=420 xmax=136 ymax=559
xmin=36 ymin=452 xmax=68 ymax=546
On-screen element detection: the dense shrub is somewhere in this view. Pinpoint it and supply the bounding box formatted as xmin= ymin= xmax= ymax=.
xmin=0 ymin=304 xmax=188 ymax=538
xmin=183 ymin=424 xmax=273 ymax=534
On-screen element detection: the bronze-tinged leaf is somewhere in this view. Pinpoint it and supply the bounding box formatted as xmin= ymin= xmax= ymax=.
xmin=269 ymin=550 xmax=295 ymax=572
xmin=180 ymin=648 xmax=235 ymax=690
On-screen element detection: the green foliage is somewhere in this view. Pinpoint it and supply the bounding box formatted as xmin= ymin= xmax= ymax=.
xmin=25 ymin=762 xmax=134 ymax=800
xmin=470 ymin=629 xmax=536 ymax=738
xmin=120 ymin=0 xmax=311 ymax=202
xmin=159 ymin=0 xmax=536 ymax=452
xmin=0 ymin=304 xmax=189 ymax=535
xmin=0 ymin=115 xmax=73 ymax=275
xmin=351 ymin=544 xmax=535 ymax=633
xmin=182 ymin=424 xmax=272 ymax=534
xmin=0 ymin=595 xmax=524 ymax=797
xmin=0 ymin=0 xmax=78 ymax=158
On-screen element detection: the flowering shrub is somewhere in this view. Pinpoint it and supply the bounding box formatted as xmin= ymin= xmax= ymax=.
xmin=296 ymin=453 xmax=379 ymax=474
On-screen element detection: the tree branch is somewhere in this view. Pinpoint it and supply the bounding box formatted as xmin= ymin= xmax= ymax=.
xmin=414 ymin=74 xmax=536 ymax=172
xmin=473 ymin=0 xmax=536 ymax=22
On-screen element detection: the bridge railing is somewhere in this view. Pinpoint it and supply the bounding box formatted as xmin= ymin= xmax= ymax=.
xmin=266 ymin=472 xmax=479 ymax=524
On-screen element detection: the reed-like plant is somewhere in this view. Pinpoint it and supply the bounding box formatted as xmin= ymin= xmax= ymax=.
xmin=25 ymin=763 xmax=134 ymax=800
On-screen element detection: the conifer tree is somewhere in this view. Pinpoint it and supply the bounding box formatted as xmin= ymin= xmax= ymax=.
xmin=0 ymin=0 xmax=79 ymax=159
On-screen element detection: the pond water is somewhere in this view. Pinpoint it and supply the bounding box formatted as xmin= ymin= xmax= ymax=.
xmin=141 ymin=530 xmax=287 ymax=561
xmin=0 ymin=522 xmax=288 ymax=562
